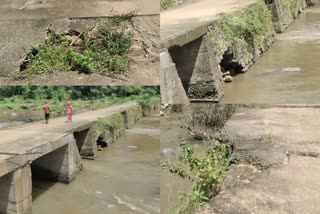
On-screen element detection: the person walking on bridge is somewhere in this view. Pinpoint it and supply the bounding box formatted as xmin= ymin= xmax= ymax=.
xmin=42 ymin=101 xmax=51 ymax=124
xmin=66 ymin=101 xmax=73 ymax=122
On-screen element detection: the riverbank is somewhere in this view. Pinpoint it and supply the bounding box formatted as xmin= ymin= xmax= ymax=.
xmin=160 ymin=0 xmax=312 ymax=103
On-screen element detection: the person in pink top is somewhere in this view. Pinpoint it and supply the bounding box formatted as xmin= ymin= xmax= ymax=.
xmin=66 ymin=101 xmax=73 ymax=122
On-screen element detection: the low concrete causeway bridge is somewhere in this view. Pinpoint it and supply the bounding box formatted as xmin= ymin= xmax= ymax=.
xmin=0 ymin=102 xmax=142 ymax=214
xmin=160 ymin=0 xmax=310 ymax=104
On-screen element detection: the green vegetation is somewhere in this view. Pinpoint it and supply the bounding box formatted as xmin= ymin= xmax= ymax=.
xmin=161 ymin=141 xmax=231 ymax=213
xmin=161 ymin=0 xmax=176 ymax=9
xmin=0 ymin=86 xmax=159 ymax=122
xmin=162 ymin=104 xmax=236 ymax=213
xmin=19 ymin=14 xmax=134 ymax=77
xmin=181 ymin=104 xmax=236 ymax=140
xmin=127 ymin=105 xmax=142 ymax=125
xmin=96 ymin=113 xmax=126 ymax=139
xmin=268 ymin=0 xmax=299 ymax=32
xmin=214 ymin=1 xmax=274 ymax=51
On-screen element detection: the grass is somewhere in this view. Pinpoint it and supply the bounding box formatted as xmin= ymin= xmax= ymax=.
xmin=96 ymin=113 xmax=126 ymax=137
xmin=216 ymin=1 xmax=274 ymax=51
xmin=0 ymin=96 xmax=131 ymax=122
xmin=19 ymin=15 xmax=134 ymax=77
xmin=161 ymin=141 xmax=231 ymax=214
xmin=161 ymin=0 xmax=177 ymax=9
xmin=0 ymin=93 xmax=159 ymax=122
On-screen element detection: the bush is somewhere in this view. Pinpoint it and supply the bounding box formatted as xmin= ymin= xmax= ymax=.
xmin=19 ymin=16 xmax=133 ymax=76
xmin=161 ymin=0 xmax=176 ymax=9
xmin=161 ymin=141 xmax=231 ymax=213
xmin=68 ymin=50 xmax=95 ymax=73
xmin=181 ymin=104 xmax=236 ymax=140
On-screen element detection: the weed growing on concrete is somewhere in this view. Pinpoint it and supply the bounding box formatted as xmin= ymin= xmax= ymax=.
xmin=97 ymin=113 xmax=125 ymax=137
xmin=19 ymin=14 xmax=134 ymax=77
xmin=180 ymin=104 xmax=236 ymax=140
xmin=218 ymin=1 xmax=273 ymax=50
xmin=161 ymin=0 xmax=176 ymax=9
xmin=161 ymin=141 xmax=231 ymax=213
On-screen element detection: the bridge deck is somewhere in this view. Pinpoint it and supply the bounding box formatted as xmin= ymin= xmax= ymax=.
xmin=160 ymin=0 xmax=255 ymax=48
xmin=0 ymin=0 xmax=159 ymax=21
xmin=0 ymin=101 xmax=138 ymax=177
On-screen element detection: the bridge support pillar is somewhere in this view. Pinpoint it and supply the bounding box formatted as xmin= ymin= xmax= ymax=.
xmin=168 ymin=35 xmax=224 ymax=102
xmin=160 ymin=49 xmax=189 ymax=104
xmin=31 ymin=135 xmax=82 ymax=183
xmin=0 ymin=164 xmax=32 ymax=214
xmin=74 ymin=126 xmax=97 ymax=160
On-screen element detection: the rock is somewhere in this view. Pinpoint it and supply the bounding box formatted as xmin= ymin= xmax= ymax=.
xmin=71 ymin=36 xmax=83 ymax=46
xmin=222 ymin=71 xmax=231 ymax=77
xmin=128 ymin=145 xmax=138 ymax=149
xmin=160 ymin=111 xmax=164 ymax=117
xmin=229 ymin=68 xmax=236 ymax=75
xmin=223 ymin=75 xmax=233 ymax=83
xmin=86 ymin=27 xmax=100 ymax=40
xmin=130 ymin=44 xmax=145 ymax=56
xmin=282 ymin=67 xmax=303 ymax=72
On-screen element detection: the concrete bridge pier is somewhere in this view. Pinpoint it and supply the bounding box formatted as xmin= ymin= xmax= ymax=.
xmin=31 ymin=134 xmax=83 ymax=183
xmin=161 ymin=35 xmax=224 ymax=103
xmin=74 ymin=126 xmax=98 ymax=160
xmin=0 ymin=165 xmax=32 ymax=214
xmin=160 ymin=49 xmax=189 ymax=104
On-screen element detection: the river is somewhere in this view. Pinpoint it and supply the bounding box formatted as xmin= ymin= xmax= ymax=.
xmin=32 ymin=114 xmax=160 ymax=214
xmin=160 ymin=113 xmax=209 ymax=213
xmin=222 ymin=1 xmax=320 ymax=104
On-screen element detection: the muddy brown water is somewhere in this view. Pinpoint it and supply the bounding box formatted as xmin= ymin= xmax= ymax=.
xmin=31 ymin=115 xmax=160 ymax=214
xmin=222 ymin=2 xmax=320 ymax=104
xmin=160 ymin=113 xmax=209 ymax=213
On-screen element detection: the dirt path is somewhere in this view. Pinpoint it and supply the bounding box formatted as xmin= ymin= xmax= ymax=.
xmin=203 ymin=106 xmax=320 ymax=213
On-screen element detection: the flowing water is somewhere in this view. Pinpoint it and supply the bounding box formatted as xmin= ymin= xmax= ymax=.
xmin=32 ymin=115 xmax=160 ymax=214
xmin=160 ymin=113 xmax=209 ymax=213
xmin=222 ymin=2 xmax=320 ymax=104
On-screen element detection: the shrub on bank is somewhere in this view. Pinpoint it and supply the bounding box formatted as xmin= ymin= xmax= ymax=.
xmin=19 ymin=15 xmax=134 ymax=77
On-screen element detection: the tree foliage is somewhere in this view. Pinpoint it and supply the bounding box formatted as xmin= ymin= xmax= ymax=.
xmin=0 ymin=86 xmax=160 ymax=101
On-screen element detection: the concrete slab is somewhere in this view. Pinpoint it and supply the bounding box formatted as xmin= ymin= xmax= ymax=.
xmin=160 ymin=0 xmax=255 ymax=48
xmin=0 ymin=16 xmax=159 ymax=84
xmin=211 ymin=156 xmax=320 ymax=213
xmin=227 ymin=107 xmax=320 ymax=156
xmin=204 ymin=106 xmax=320 ymax=213
xmin=0 ymin=0 xmax=159 ymax=21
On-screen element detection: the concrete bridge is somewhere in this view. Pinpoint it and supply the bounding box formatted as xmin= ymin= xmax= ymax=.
xmin=0 ymin=102 xmax=143 ymax=214
xmin=0 ymin=0 xmax=160 ymax=85
xmin=160 ymin=0 xmax=310 ymax=104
